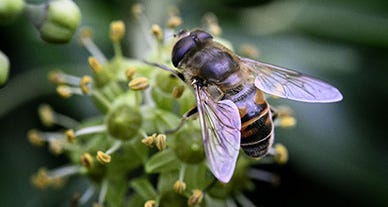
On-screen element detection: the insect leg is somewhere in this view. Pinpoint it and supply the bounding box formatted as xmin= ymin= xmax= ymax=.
xmin=165 ymin=107 xmax=198 ymax=134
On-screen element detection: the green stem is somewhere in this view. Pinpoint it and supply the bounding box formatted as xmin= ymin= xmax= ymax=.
xmin=113 ymin=41 xmax=123 ymax=58
xmin=91 ymin=90 xmax=112 ymax=113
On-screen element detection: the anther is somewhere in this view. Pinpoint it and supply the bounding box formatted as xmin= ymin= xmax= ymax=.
xmin=273 ymin=143 xmax=288 ymax=164
xmin=155 ymin=134 xmax=167 ymax=151
xmin=110 ymin=20 xmax=125 ymax=42
xmin=38 ymin=104 xmax=55 ymax=127
xmin=65 ymin=129 xmax=76 ymax=143
xmin=188 ymin=189 xmax=203 ymax=206
xmin=27 ymin=129 xmax=45 ymax=147
xmin=144 ymin=200 xmax=156 ymax=207
xmin=151 ymin=24 xmax=163 ymax=41
xmin=173 ymin=180 xmax=186 ymax=194
xmin=88 ymin=56 xmax=102 ymax=73
xmin=80 ymin=153 xmax=94 ymax=169
xmin=142 ymin=133 xmax=156 ymax=146
xmin=80 ymin=75 xmax=93 ymax=94
xmin=96 ymin=151 xmax=111 ymax=164
xmin=129 ymin=77 xmax=149 ymax=90
xmin=167 ymin=16 xmax=182 ymax=29
xmin=125 ymin=67 xmax=137 ymax=80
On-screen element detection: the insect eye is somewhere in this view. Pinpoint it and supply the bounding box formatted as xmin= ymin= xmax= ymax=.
xmin=171 ymin=36 xmax=195 ymax=67
xmin=171 ymin=30 xmax=213 ymax=67
xmin=191 ymin=30 xmax=213 ymax=42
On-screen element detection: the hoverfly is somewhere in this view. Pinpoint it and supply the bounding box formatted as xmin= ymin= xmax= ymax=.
xmin=146 ymin=29 xmax=343 ymax=183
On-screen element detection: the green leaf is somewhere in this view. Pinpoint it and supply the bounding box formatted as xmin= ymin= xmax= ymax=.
xmin=130 ymin=177 xmax=158 ymax=200
xmin=145 ymin=149 xmax=180 ymax=173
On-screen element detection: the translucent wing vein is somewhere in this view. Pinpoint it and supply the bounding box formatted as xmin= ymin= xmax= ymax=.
xmin=241 ymin=57 xmax=343 ymax=103
xmin=194 ymin=84 xmax=241 ymax=183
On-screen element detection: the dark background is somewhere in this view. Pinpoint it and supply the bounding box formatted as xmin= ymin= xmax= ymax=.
xmin=1 ymin=0 xmax=388 ymax=206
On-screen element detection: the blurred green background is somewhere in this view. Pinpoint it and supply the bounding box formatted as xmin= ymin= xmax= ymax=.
xmin=1 ymin=0 xmax=388 ymax=206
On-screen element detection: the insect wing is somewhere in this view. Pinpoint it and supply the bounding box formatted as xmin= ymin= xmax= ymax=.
xmin=194 ymin=84 xmax=241 ymax=183
xmin=241 ymin=57 xmax=343 ymax=103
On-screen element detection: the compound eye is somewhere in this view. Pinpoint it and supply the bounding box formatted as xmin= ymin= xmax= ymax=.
xmin=171 ymin=30 xmax=213 ymax=67
xmin=171 ymin=36 xmax=195 ymax=67
xmin=192 ymin=30 xmax=213 ymax=42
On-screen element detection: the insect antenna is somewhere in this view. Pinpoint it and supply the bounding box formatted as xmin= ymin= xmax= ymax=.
xmin=143 ymin=60 xmax=185 ymax=81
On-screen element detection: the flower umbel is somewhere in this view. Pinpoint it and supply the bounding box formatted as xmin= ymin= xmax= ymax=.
xmin=29 ymin=6 xmax=293 ymax=206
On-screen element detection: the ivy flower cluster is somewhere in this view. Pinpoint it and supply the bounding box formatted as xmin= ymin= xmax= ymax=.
xmin=28 ymin=5 xmax=294 ymax=207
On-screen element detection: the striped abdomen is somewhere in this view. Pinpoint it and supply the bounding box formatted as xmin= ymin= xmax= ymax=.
xmin=225 ymin=84 xmax=274 ymax=158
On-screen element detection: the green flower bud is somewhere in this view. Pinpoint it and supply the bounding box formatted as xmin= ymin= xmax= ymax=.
xmin=154 ymin=70 xmax=180 ymax=93
xmin=151 ymin=70 xmax=194 ymax=114
xmin=151 ymin=87 xmax=175 ymax=111
xmin=173 ymin=122 xmax=205 ymax=164
xmin=26 ymin=0 xmax=81 ymax=43
xmin=0 ymin=0 xmax=25 ymax=24
xmin=0 ymin=51 xmax=10 ymax=86
xmin=106 ymin=104 xmax=142 ymax=141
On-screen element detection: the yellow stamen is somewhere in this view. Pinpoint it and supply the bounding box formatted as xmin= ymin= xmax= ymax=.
xmin=125 ymin=67 xmax=137 ymax=80
xmin=280 ymin=116 xmax=296 ymax=128
xmin=31 ymin=167 xmax=68 ymax=189
xmin=48 ymin=70 xmax=65 ymax=84
xmin=151 ymin=24 xmax=163 ymax=41
xmin=56 ymin=85 xmax=73 ymax=98
xmin=274 ymin=144 xmax=288 ymax=164
xmin=80 ymin=153 xmax=94 ymax=169
xmin=80 ymin=75 xmax=93 ymax=94
xmin=131 ymin=3 xmax=143 ymax=21
xmin=27 ymin=129 xmax=45 ymax=147
xmin=155 ymin=134 xmax=167 ymax=151
xmin=173 ymin=180 xmax=186 ymax=194
xmin=142 ymin=133 xmax=156 ymax=146
xmin=110 ymin=20 xmax=125 ymax=42
xmin=31 ymin=168 xmax=51 ymax=189
xmin=188 ymin=189 xmax=203 ymax=206
xmin=65 ymin=129 xmax=76 ymax=143
xmin=144 ymin=200 xmax=156 ymax=207
xmin=38 ymin=104 xmax=55 ymax=127
xmin=49 ymin=139 xmax=64 ymax=155
xmin=80 ymin=27 xmax=93 ymax=43
xmin=88 ymin=56 xmax=102 ymax=73
xmin=167 ymin=16 xmax=182 ymax=28
xmin=50 ymin=177 xmax=66 ymax=189
xmin=239 ymin=44 xmax=259 ymax=59
xmin=208 ymin=24 xmax=222 ymax=36
xmin=203 ymin=13 xmax=222 ymax=36
xmin=128 ymin=77 xmax=149 ymax=90
xmin=96 ymin=151 xmax=111 ymax=164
